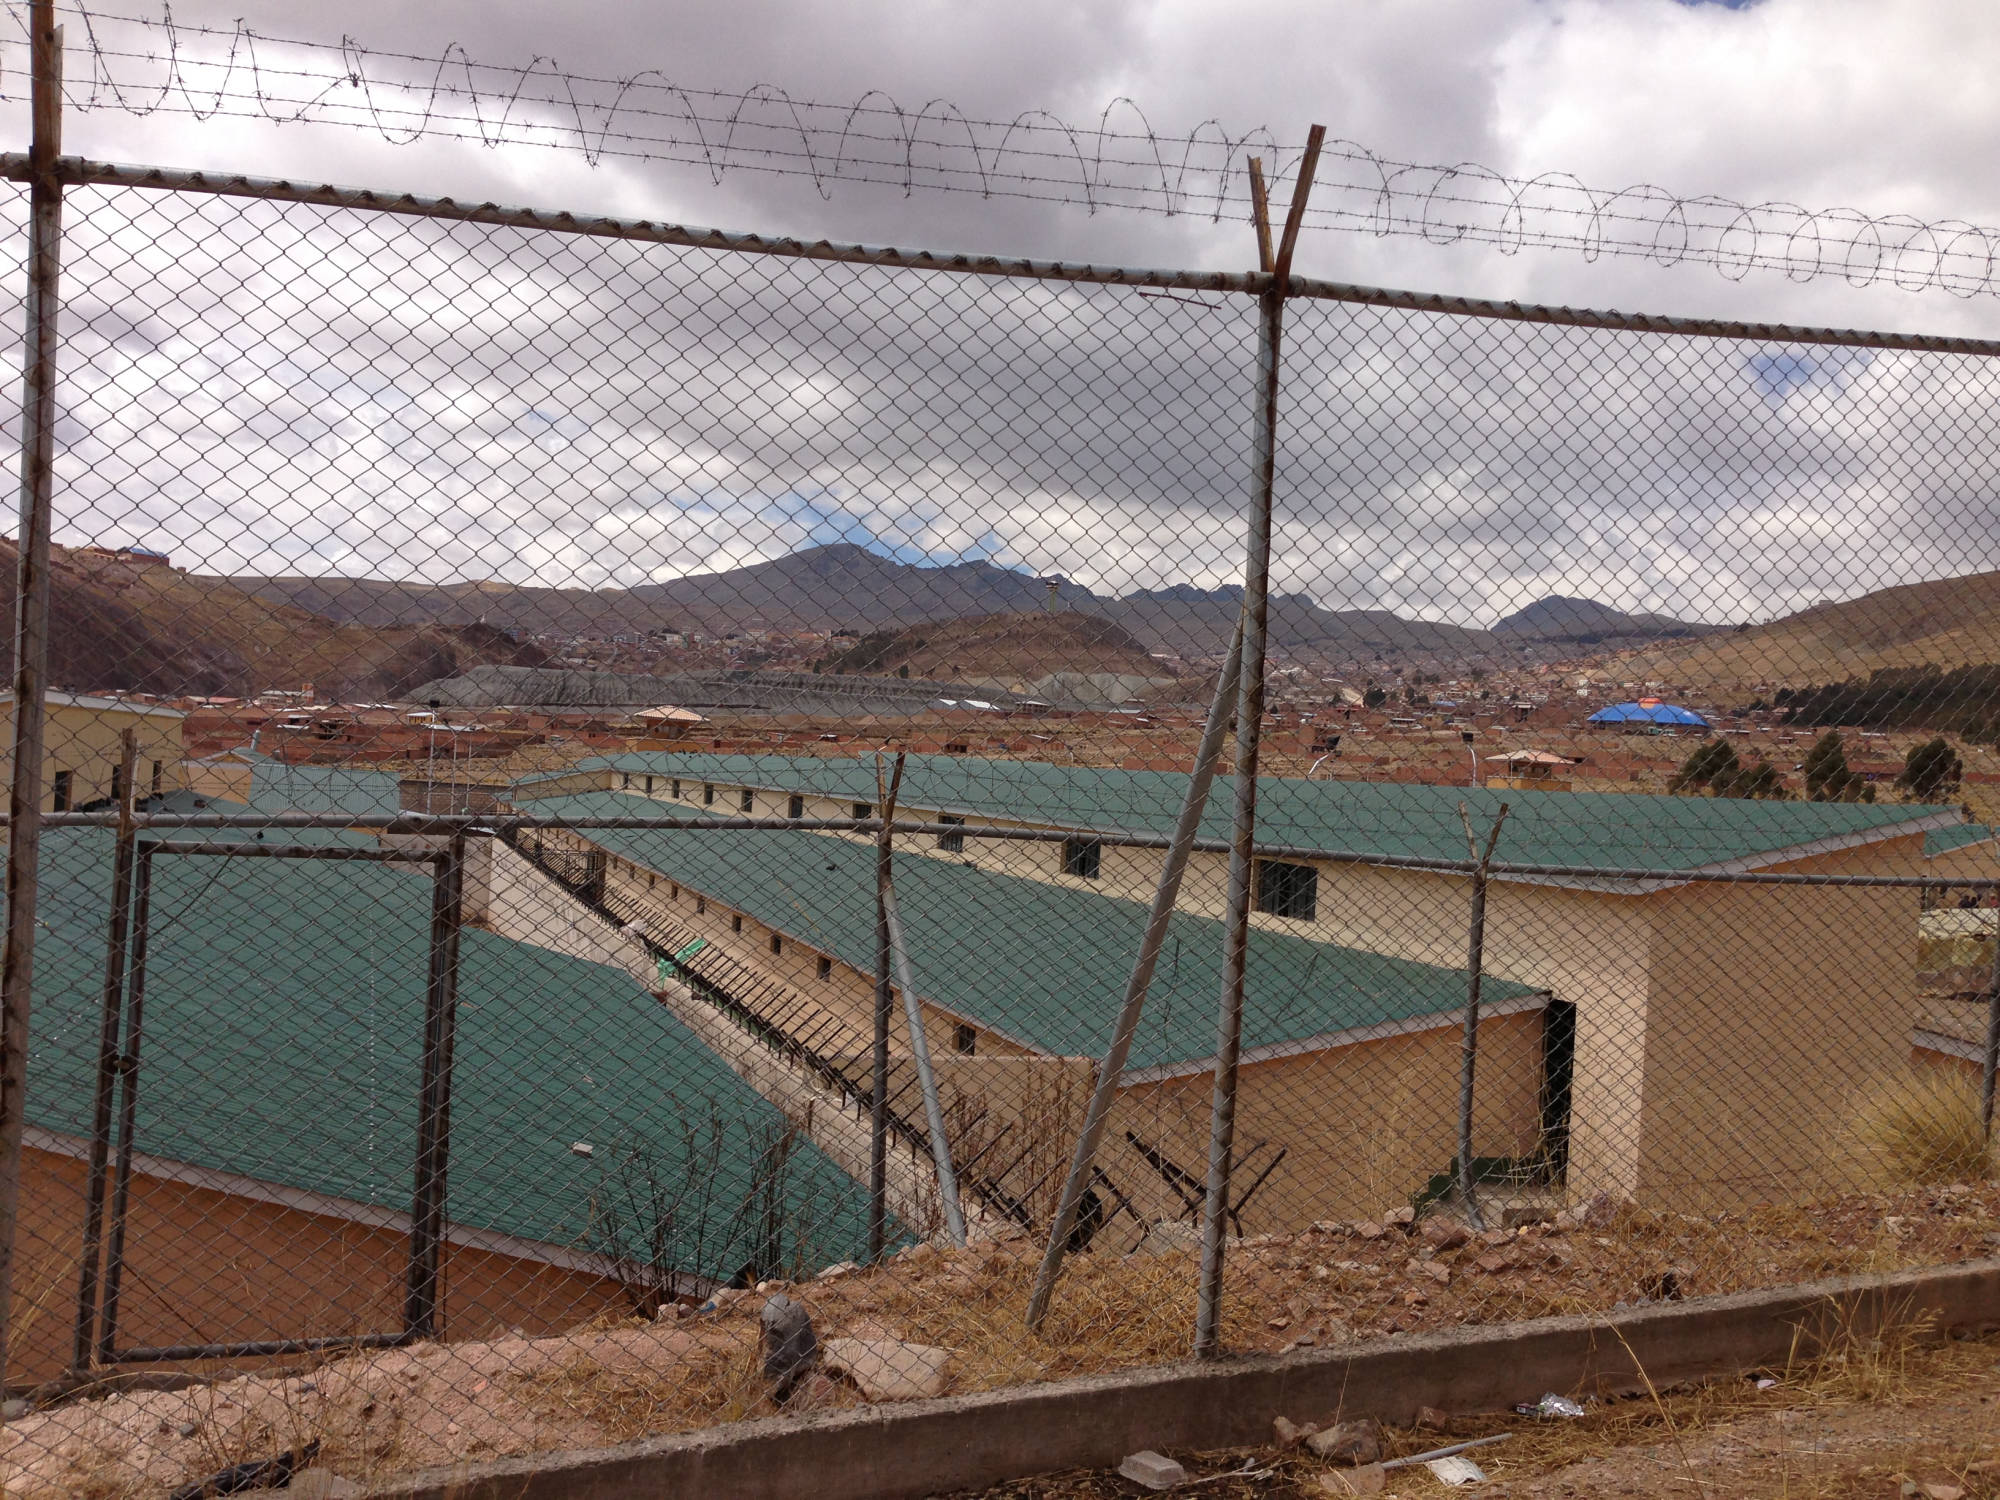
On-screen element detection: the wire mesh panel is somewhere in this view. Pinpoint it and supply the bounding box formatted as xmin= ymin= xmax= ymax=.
xmin=5 ymin=147 xmax=2000 ymax=1495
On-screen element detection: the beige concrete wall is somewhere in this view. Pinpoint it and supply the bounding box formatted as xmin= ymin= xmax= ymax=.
xmin=1639 ymin=838 xmax=1924 ymax=1209
xmin=6 ymin=1143 xmax=626 ymax=1388
xmin=607 ymin=774 xmax=1935 ymax=1211
xmin=186 ymin=755 xmax=255 ymax=804
xmin=1102 ymin=1009 xmax=1548 ymax=1236
xmin=1924 ymin=838 xmax=2000 ymax=885
xmin=0 ymin=701 xmax=187 ymax=811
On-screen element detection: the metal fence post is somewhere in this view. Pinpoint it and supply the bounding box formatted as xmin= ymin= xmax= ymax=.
xmin=94 ymin=842 xmax=152 ymax=1367
xmin=1454 ymin=802 xmax=1510 ymax=1231
xmin=1025 ymin=610 xmax=1244 ymax=1330
xmin=869 ymin=758 xmax=898 ymax=1260
xmin=70 ymin=731 xmax=138 ymax=1371
xmin=1983 ymin=878 xmax=2000 ymax=1140
xmin=404 ymin=834 xmax=466 ymax=1339
xmin=1195 ymin=126 xmax=1324 ymax=1359
xmin=0 ymin=0 xmax=63 ymax=1388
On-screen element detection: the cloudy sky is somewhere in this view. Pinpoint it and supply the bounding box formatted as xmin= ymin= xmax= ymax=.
xmin=9 ymin=0 xmax=2000 ymax=629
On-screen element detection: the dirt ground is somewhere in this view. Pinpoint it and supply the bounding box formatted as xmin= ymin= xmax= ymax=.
xmin=4 ymin=1184 xmax=1997 ymax=1496
xmin=939 ymin=1326 xmax=2000 ymax=1499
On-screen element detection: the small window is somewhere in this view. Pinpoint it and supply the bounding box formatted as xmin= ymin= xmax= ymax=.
xmin=622 ymin=772 xmax=632 ymax=789
xmin=853 ymin=800 xmax=872 ymax=821
xmin=944 ymin=741 xmax=970 ymax=755
xmin=671 ymin=883 xmax=680 ymax=901
xmin=817 ymin=955 xmax=833 ymax=981
xmin=51 ymin=769 xmax=71 ymax=812
xmin=769 ymin=934 xmax=782 ymax=956
xmin=696 ymin=896 xmax=706 ymax=915
xmin=110 ymin=765 xmax=124 ymax=805
xmin=1256 ymin=859 xmax=1318 ymax=921
xmin=703 ymin=783 xmax=715 ymax=805
xmin=738 ymin=787 xmax=754 ymax=813
xmin=788 ymin=793 xmax=805 ymax=820
xmin=644 ymin=775 xmax=654 ymax=794
xmin=732 ymin=914 xmax=744 ymax=934
xmin=938 ymin=814 xmax=966 ymax=854
xmin=1061 ymin=837 xmax=1102 ymax=880
xmin=671 ymin=778 xmax=682 ymax=798
xmin=953 ymin=1023 xmax=978 ymax=1056
xmin=150 ymin=761 xmax=163 ymax=795
xmin=647 ymin=871 xmax=656 ymax=889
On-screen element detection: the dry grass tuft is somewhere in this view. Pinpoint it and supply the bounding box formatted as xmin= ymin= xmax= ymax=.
xmin=1846 ymin=1070 xmax=1993 ymax=1186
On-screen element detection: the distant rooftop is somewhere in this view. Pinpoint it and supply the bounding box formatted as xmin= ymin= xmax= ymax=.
xmin=563 ymin=752 xmax=1958 ymax=879
xmin=524 ymin=790 xmax=1546 ymax=1071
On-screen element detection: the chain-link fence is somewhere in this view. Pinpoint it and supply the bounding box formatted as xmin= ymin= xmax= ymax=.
xmin=4 ymin=25 xmax=2000 ymax=1499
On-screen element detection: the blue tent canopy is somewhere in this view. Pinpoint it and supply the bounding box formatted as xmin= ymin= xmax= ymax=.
xmin=1588 ymin=699 xmax=1709 ymax=727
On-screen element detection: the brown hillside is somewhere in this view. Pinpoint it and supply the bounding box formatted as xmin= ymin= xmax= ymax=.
xmin=0 ymin=543 xmax=548 ymax=700
xmin=1622 ymin=568 xmax=2000 ymax=694
xmin=826 ymin=611 xmax=1173 ymax=683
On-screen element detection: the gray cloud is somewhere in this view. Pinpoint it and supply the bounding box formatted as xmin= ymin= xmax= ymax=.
xmin=8 ymin=0 xmax=2000 ymax=640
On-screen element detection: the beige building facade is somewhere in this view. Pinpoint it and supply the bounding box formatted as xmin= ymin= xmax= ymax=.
xmin=0 ymin=692 xmax=187 ymax=811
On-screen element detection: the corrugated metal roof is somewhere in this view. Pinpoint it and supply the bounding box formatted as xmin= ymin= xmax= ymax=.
xmin=526 ymin=790 xmax=1543 ymax=1070
xmin=574 ymin=751 xmax=1951 ymax=875
xmin=17 ymin=824 xmax=873 ymax=1280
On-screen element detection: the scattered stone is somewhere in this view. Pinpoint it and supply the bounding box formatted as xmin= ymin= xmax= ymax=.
xmin=817 ymin=1261 xmax=862 ymax=1280
xmin=1306 ymin=1418 xmax=1382 ymax=1465
xmin=1135 ymin=1220 xmax=1202 ymax=1255
xmin=1422 ymin=1220 xmax=1471 ymax=1251
xmin=1116 ymin=1449 xmax=1188 ymax=1490
xmin=175 ymin=1421 xmax=198 ymax=1439
xmin=0 ymin=1398 xmax=27 ymax=1421
xmin=1272 ymin=1414 xmax=1319 ymax=1450
xmin=1922 ymin=1485 xmax=1965 ymax=1500
xmin=1353 ymin=1221 xmax=1387 ymax=1241
xmin=1475 ymin=1251 xmax=1513 ymax=1274
xmin=1414 ymin=1404 xmax=1451 ymax=1431
xmin=1312 ymin=1464 xmax=1386 ymax=1495
xmin=759 ymin=1293 xmax=819 ymax=1401
xmin=1384 ymin=1207 xmax=1417 ymax=1228
xmin=823 ymin=1336 xmax=951 ymax=1401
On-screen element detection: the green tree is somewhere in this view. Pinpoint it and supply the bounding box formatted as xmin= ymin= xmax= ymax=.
xmin=1803 ymin=730 xmax=1869 ymax=802
xmin=1717 ymin=756 xmax=1788 ymax=800
xmin=1669 ymin=738 xmax=1739 ymax=794
xmin=1897 ymin=736 xmax=1964 ymax=802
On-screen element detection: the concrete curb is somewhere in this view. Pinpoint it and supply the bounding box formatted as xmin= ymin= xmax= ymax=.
xmin=371 ymin=1256 xmax=2000 ymax=1500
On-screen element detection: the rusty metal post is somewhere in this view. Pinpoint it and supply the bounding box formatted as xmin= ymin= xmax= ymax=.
xmin=70 ymin=731 xmax=138 ymax=1371
xmin=1196 ymin=127 xmax=1324 ymax=1359
xmin=405 ymin=835 xmax=466 ymax=1338
xmin=1983 ymin=880 xmax=2000 ymax=1139
xmin=0 ymin=0 xmax=63 ymax=1387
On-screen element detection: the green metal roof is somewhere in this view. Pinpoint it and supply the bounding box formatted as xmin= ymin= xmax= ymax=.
xmin=578 ymin=751 xmax=1956 ymax=876
xmin=243 ymin=757 xmax=405 ymax=819
xmin=19 ymin=825 xmax=873 ymax=1284
xmin=1925 ymin=824 xmax=1996 ymax=858
xmin=525 ymin=790 xmax=1543 ymax=1070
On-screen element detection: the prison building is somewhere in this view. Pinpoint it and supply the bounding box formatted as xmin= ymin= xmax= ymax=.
xmin=0 ymin=691 xmax=187 ymax=811
xmin=7 ymin=819 xmax=873 ymax=1386
xmin=526 ymin=752 xmax=1962 ymax=1209
xmin=498 ymin=788 xmax=1558 ymax=1251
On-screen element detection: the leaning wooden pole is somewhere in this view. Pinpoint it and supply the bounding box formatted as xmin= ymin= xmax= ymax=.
xmin=1195 ymin=125 xmax=1325 ymax=1359
xmin=0 ymin=0 xmax=63 ymax=1388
